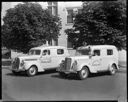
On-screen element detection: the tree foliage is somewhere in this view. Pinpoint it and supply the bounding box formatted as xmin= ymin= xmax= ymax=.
xmin=2 ymin=2 xmax=61 ymax=53
xmin=65 ymin=0 xmax=126 ymax=50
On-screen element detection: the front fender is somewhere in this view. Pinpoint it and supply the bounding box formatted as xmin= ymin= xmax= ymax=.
xmin=77 ymin=63 xmax=91 ymax=72
xmin=24 ymin=61 xmax=39 ymax=70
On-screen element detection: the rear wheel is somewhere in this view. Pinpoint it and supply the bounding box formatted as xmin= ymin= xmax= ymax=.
xmin=78 ymin=66 xmax=89 ymax=80
xmin=27 ymin=66 xmax=37 ymax=76
xmin=109 ymin=64 xmax=117 ymax=75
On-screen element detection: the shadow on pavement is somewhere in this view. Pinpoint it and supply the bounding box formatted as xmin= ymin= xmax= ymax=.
xmin=5 ymin=69 xmax=57 ymax=77
xmin=6 ymin=72 xmax=27 ymax=77
xmin=89 ymin=72 xmax=110 ymax=78
xmin=51 ymin=73 xmax=80 ymax=80
xmin=37 ymin=69 xmax=57 ymax=75
xmin=51 ymin=72 xmax=110 ymax=80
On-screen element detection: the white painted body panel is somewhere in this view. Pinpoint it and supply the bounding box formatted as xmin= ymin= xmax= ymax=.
xmin=58 ymin=45 xmax=119 ymax=74
xmin=11 ymin=46 xmax=69 ymax=73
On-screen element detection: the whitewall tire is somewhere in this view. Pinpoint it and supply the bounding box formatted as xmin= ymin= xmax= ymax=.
xmin=78 ymin=66 xmax=89 ymax=80
xmin=109 ymin=64 xmax=117 ymax=75
xmin=27 ymin=66 xmax=37 ymax=76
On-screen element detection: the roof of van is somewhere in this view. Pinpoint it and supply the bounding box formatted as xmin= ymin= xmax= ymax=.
xmin=31 ymin=45 xmax=67 ymax=50
xmin=78 ymin=45 xmax=117 ymax=49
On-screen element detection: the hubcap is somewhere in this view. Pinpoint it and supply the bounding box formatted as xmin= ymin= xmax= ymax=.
xmin=29 ymin=67 xmax=36 ymax=75
xmin=81 ymin=69 xmax=87 ymax=78
xmin=111 ymin=65 xmax=116 ymax=74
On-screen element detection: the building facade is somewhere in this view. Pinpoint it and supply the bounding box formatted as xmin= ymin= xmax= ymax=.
xmin=1 ymin=2 xmax=82 ymax=48
xmin=47 ymin=2 xmax=83 ymax=48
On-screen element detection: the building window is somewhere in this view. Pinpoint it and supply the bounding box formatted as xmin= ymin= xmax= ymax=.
xmin=53 ymin=2 xmax=57 ymax=6
xmin=67 ymin=9 xmax=73 ymax=23
xmin=67 ymin=40 xmax=73 ymax=48
xmin=47 ymin=2 xmax=58 ymax=46
xmin=53 ymin=6 xmax=58 ymax=16
xmin=48 ymin=6 xmax=52 ymax=14
xmin=48 ymin=2 xmax=52 ymax=6
xmin=67 ymin=8 xmax=82 ymax=24
xmin=47 ymin=2 xmax=58 ymax=16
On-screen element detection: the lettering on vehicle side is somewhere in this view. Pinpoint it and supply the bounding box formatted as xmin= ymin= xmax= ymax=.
xmin=92 ymin=60 xmax=100 ymax=66
xmin=24 ymin=59 xmax=37 ymax=61
xmin=41 ymin=59 xmax=51 ymax=63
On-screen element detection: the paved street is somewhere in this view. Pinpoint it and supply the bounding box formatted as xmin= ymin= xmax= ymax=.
xmin=2 ymin=66 xmax=127 ymax=101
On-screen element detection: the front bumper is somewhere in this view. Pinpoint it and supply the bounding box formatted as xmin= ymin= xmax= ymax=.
xmin=11 ymin=66 xmax=26 ymax=72
xmin=56 ymin=68 xmax=77 ymax=74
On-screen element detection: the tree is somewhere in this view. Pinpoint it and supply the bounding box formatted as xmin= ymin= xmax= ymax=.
xmin=65 ymin=0 xmax=126 ymax=50
xmin=2 ymin=2 xmax=61 ymax=53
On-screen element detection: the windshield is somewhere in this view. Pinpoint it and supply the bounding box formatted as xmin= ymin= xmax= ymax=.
xmin=75 ymin=49 xmax=91 ymax=56
xmin=29 ymin=49 xmax=41 ymax=55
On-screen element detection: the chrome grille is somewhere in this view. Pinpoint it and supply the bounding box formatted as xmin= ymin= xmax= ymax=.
xmin=65 ymin=58 xmax=71 ymax=70
xmin=12 ymin=58 xmax=20 ymax=69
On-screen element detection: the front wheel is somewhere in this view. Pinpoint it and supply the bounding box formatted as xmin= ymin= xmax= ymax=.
xmin=77 ymin=66 xmax=89 ymax=80
xmin=27 ymin=66 xmax=37 ymax=76
xmin=109 ymin=64 xmax=117 ymax=75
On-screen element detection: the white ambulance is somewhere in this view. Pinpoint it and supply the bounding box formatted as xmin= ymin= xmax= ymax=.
xmin=57 ymin=45 xmax=119 ymax=80
xmin=11 ymin=46 xmax=69 ymax=76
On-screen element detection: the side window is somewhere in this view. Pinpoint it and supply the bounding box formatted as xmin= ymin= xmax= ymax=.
xmin=57 ymin=49 xmax=64 ymax=55
xmin=107 ymin=49 xmax=113 ymax=55
xmin=42 ymin=50 xmax=50 ymax=56
xmin=93 ymin=50 xmax=100 ymax=56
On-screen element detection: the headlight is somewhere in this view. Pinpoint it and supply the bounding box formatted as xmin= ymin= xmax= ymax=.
xmin=71 ymin=60 xmax=77 ymax=70
xmin=20 ymin=60 xmax=25 ymax=66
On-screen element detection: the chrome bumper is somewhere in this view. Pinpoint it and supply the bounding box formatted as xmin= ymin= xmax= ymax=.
xmin=11 ymin=66 xmax=26 ymax=72
xmin=56 ymin=67 xmax=77 ymax=74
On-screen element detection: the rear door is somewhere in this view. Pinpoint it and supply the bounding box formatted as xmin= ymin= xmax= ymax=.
xmin=51 ymin=48 xmax=66 ymax=68
xmin=101 ymin=49 xmax=114 ymax=71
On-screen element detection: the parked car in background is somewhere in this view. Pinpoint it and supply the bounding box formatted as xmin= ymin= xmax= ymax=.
xmin=11 ymin=46 xmax=69 ymax=76
xmin=57 ymin=45 xmax=119 ymax=80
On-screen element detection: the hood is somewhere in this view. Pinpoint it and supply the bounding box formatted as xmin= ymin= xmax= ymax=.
xmin=67 ymin=55 xmax=89 ymax=60
xmin=18 ymin=55 xmax=39 ymax=61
